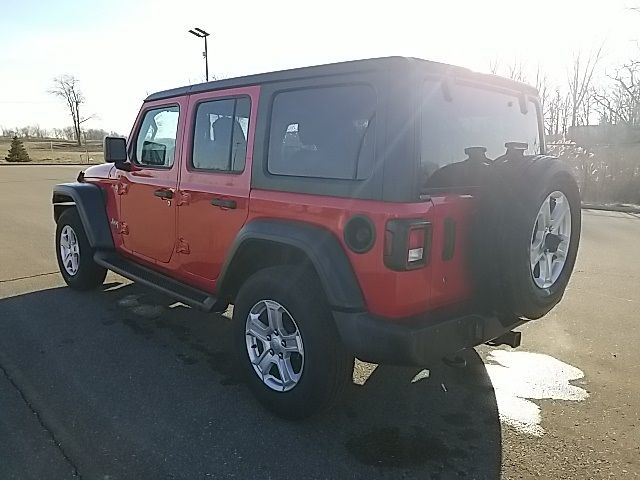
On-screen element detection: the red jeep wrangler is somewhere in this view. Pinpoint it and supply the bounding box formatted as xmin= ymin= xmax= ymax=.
xmin=53 ymin=57 xmax=580 ymax=418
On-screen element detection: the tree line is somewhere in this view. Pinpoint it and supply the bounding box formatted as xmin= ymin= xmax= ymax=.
xmin=491 ymin=45 xmax=640 ymax=205
xmin=1 ymin=126 xmax=119 ymax=142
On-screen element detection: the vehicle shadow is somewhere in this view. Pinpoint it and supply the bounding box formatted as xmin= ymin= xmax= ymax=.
xmin=0 ymin=280 xmax=502 ymax=479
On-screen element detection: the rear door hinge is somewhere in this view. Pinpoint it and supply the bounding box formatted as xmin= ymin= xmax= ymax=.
xmin=177 ymin=191 xmax=191 ymax=206
xmin=115 ymin=182 xmax=129 ymax=195
xmin=116 ymin=221 xmax=129 ymax=235
xmin=176 ymin=238 xmax=190 ymax=254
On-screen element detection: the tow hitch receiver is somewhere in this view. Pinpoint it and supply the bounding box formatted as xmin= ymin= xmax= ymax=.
xmin=486 ymin=330 xmax=522 ymax=348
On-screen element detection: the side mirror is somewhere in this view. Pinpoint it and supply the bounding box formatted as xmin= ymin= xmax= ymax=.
xmin=104 ymin=136 xmax=128 ymax=166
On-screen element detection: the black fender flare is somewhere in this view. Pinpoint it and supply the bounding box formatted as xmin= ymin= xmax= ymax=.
xmin=52 ymin=182 xmax=114 ymax=250
xmin=218 ymin=219 xmax=365 ymax=311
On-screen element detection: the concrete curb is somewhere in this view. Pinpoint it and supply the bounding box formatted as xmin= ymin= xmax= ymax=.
xmin=582 ymin=203 xmax=640 ymax=214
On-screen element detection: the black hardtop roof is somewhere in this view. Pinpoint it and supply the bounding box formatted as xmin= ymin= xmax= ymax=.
xmin=145 ymin=56 xmax=538 ymax=102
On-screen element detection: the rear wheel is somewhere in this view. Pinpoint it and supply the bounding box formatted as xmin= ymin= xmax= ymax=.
xmin=55 ymin=208 xmax=107 ymax=290
xmin=233 ymin=266 xmax=353 ymax=419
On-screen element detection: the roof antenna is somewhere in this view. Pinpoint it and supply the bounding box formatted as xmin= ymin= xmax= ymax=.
xmin=519 ymin=93 xmax=528 ymax=114
xmin=441 ymin=79 xmax=453 ymax=102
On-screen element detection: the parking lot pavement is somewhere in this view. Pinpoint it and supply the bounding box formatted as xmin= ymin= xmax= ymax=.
xmin=0 ymin=166 xmax=638 ymax=479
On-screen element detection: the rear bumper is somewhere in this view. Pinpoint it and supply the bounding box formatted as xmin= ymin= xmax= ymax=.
xmin=333 ymin=305 xmax=525 ymax=366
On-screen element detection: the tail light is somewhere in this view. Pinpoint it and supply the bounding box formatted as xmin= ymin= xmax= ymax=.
xmin=384 ymin=219 xmax=432 ymax=271
xmin=407 ymin=226 xmax=426 ymax=263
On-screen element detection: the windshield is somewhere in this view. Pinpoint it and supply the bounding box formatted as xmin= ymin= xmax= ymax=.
xmin=420 ymin=80 xmax=540 ymax=190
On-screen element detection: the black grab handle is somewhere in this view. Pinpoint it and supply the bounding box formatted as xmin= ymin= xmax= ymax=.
xmin=154 ymin=189 xmax=174 ymax=199
xmin=211 ymin=198 xmax=237 ymax=209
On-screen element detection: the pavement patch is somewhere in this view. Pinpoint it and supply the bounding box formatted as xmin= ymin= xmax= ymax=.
xmin=485 ymin=349 xmax=589 ymax=436
xmin=117 ymin=294 xmax=141 ymax=308
xmin=346 ymin=425 xmax=468 ymax=468
xmin=130 ymin=304 xmax=164 ymax=319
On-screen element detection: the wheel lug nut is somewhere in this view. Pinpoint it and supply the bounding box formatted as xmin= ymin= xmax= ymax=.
xmin=278 ymin=353 xmax=283 ymax=359
xmin=269 ymin=349 xmax=274 ymax=355
xmin=266 ymin=335 xmax=271 ymax=341
xmin=281 ymin=341 xmax=286 ymax=347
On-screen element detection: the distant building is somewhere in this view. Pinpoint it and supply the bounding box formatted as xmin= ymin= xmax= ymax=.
xmin=567 ymin=125 xmax=640 ymax=146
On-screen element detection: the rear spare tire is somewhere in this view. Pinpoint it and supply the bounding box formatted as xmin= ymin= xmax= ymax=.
xmin=473 ymin=155 xmax=581 ymax=319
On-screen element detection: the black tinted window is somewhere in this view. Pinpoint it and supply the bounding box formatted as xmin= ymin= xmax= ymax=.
xmin=135 ymin=106 xmax=179 ymax=168
xmin=268 ymin=85 xmax=376 ymax=179
xmin=192 ymin=97 xmax=250 ymax=172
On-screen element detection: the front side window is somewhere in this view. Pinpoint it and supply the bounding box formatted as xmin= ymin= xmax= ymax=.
xmin=191 ymin=97 xmax=250 ymax=172
xmin=268 ymin=85 xmax=376 ymax=179
xmin=420 ymin=80 xmax=540 ymax=190
xmin=134 ymin=106 xmax=179 ymax=168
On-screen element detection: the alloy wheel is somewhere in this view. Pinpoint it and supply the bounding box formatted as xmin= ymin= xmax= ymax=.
xmin=245 ymin=299 xmax=304 ymax=392
xmin=530 ymin=191 xmax=572 ymax=289
xmin=60 ymin=225 xmax=80 ymax=276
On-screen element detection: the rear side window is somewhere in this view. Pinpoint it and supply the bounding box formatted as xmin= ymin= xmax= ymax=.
xmin=134 ymin=106 xmax=179 ymax=168
xmin=267 ymin=85 xmax=376 ymax=179
xmin=192 ymin=97 xmax=250 ymax=172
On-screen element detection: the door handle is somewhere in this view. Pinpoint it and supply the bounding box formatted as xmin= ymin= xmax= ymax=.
xmin=211 ymin=198 xmax=237 ymax=209
xmin=154 ymin=189 xmax=174 ymax=199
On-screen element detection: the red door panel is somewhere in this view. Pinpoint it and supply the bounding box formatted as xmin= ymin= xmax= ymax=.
xmin=176 ymin=86 xmax=259 ymax=290
xmin=118 ymin=169 xmax=177 ymax=263
xmin=117 ymin=97 xmax=188 ymax=264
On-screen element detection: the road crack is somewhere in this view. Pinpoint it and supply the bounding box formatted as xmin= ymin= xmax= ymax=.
xmin=0 ymin=271 xmax=59 ymax=284
xmin=0 ymin=360 xmax=83 ymax=478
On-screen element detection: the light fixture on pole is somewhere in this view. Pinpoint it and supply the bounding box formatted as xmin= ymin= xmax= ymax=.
xmin=188 ymin=27 xmax=210 ymax=82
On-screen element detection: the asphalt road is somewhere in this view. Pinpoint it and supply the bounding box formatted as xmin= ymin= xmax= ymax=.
xmin=0 ymin=165 xmax=638 ymax=479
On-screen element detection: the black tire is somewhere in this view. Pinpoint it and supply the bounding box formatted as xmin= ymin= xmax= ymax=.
xmin=472 ymin=155 xmax=581 ymax=319
xmin=55 ymin=208 xmax=107 ymax=290
xmin=233 ymin=266 xmax=354 ymax=419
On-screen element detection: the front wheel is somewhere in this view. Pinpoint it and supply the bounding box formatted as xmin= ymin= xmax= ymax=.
xmin=233 ymin=266 xmax=354 ymax=419
xmin=55 ymin=208 xmax=106 ymax=290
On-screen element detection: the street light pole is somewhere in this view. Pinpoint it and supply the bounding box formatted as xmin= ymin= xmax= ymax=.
xmin=188 ymin=27 xmax=210 ymax=82
xmin=203 ymin=34 xmax=209 ymax=82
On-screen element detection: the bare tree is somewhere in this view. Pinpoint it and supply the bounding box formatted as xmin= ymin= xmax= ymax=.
xmin=592 ymin=59 xmax=640 ymax=126
xmin=49 ymin=75 xmax=93 ymax=146
xmin=533 ymin=66 xmax=554 ymax=133
xmin=567 ymin=46 xmax=603 ymax=127
xmin=63 ymin=126 xmax=76 ymax=141
xmin=1 ymin=126 xmax=16 ymax=137
xmin=543 ymin=88 xmax=572 ymax=137
xmin=507 ymin=59 xmax=527 ymax=83
xmin=578 ymin=88 xmax=597 ymax=126
xmin=488 ymin=58 xmax=500 ymax=75
xmin=84 ymin=128 xmax=112 ymax=141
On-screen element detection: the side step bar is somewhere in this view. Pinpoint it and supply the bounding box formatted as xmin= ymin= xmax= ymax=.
xmin=94 ymin=251 xmax=225 ymax=312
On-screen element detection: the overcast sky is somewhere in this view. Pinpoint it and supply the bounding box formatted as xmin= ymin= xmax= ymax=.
xmin=0 ymin=0 xmax=638 ymax=134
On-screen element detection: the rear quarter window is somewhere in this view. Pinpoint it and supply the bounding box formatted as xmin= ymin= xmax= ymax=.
xmin=267 ymin=85 xmax=376 ymax=180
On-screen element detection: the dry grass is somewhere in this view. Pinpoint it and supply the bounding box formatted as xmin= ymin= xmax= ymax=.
xmin=0 ymin=137 xmax=104 ymax=164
